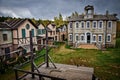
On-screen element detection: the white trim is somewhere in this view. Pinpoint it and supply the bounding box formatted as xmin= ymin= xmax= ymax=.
xmin=107 ymin=21 xmax=112 ymax=29
xmin=86 ymin=21 xmax=90 ymax=29
xmin=98 ymin=34 xmax=102 ymax=42
xmin=81 ymin=21 xmax=85 ymax=28
xmin=69 ymin=34 xmax=73 ymax=41
xmin=107 ymin=34 xmax=111 ymax=42
xmin=98 ymin=21 xmax=103 ymax=29
xmin=75 ymin=21 xmax=79 ymax=29
xmin=92 ymin=35 xmax=96 ymax=42
xmin=69 ymin=22 xmax=72 ymax=29
xmin=75 ymin=34 xmax=79 ymax=42
xmin=92 ymin=21 xmax=97 ymax=29
xmin=80 ymin=34 xmax=85 ymax=42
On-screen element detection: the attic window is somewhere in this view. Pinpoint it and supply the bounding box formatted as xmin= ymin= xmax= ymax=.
xmin=26 ymin=24 xmax=30 ymax=29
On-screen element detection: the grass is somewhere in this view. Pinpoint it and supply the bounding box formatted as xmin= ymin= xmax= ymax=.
xmin=0 ymin=41 xmax=120 ymax=80
xmin=50 ymin=43 xmax=120 ymax=80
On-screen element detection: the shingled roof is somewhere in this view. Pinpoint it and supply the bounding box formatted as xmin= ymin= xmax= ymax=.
xmin=0 ymin=22 xmax=11 ymax=29
xmin=5 ymin=19 xmax=37 ymax=29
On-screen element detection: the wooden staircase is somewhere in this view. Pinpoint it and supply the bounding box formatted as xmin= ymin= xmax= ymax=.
xmin=78 ymin=44 xmax=98 ymax=49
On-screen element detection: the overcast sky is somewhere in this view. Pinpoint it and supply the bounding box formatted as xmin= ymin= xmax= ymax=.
xmin=0 ymin=0 xmax=120 ymax=20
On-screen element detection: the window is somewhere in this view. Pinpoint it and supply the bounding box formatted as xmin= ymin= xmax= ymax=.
xmin=69 ymin=22 xmax=72 ymax=28
xmin=80 ymin=34 xmax=84 ymax=41
xmin=3 ymin=34 xmax=8 ymax=41
xmin=42 ymin=29 xmax=45 ymax=34
xmin=81 ymin=21 xmax=84 ymax=28
xmin=107 ymin=34 xmax=111 ymax=42
xmin=69 ymin=34 xmax=73 ymax=41
xmin=98 ymin=21 xmax=103 ymax=29
xmin=92 ymin=35 xmax=96 ymax=42
xmin=86 ymin=21 xmax=90 ymax=28
xmin=22 ymin=29 xmax=26 ymax=38
xmin=98 ymin=35 xmax=102 ymax=42
xmin=108 ymin=21 xmax=112 ymax=28
xmin=76 ymin=22 xmax=79 ymax=28
xmin=93 ymin=21 xmax=97 ymax=28
xmin=75 ymin=34 xmax=79 ymax=41
xmin=31 ymin=29 xmax=34 ymax=37
xmin=26 ymin=24 xmax=30 ymax=29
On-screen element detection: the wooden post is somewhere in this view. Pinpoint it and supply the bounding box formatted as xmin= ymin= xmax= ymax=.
xmin=30 ymin=31 xmax=35 ymax=78
xmin=45 ymin=28 xmax=49 ymax=67
xmin=14 ymin=69 xmax=18 ymax=80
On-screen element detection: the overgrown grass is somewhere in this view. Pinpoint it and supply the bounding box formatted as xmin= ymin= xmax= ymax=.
xmin=50 ymin=44 xmax=120 ymax=80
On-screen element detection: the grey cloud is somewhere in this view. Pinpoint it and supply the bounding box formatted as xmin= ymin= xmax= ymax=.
xmin=0 ymin=0 xmax=120 ymax=19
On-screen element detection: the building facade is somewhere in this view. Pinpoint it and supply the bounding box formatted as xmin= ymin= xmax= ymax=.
xmin=56 ymin=24 xmax=67 ymax=42
xmin=0 ymin=22 xmax=13 ymax=57
xmin=67 ymin=5 xmax=118 ymax=48
xmin=5 ymin=19 xmax=38 ymax=53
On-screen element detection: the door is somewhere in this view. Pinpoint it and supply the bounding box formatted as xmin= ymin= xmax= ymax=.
xmin=5 ymin=47 xmax=10 ymax=59
xmin=87 ymin=33 xmax=91 ymax=43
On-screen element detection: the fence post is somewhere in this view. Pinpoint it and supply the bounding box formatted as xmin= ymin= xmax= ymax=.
xmin=45 ymin=28 xmax=49 ymax=67
xmin=30 ymin=31 xmax=35 ymax=78
xmin=14 ymin=69 xmax=18 ymax=80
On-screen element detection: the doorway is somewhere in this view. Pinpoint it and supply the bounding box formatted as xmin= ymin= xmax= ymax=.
xmin=87 ymin=33 xmax=91 ymax=43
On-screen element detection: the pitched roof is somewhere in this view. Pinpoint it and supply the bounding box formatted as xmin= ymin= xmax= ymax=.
xmin=5 ymin=19 xmax=37 ymax=29
xmin=46 ymin=26 xmax=52 ymax=31
xmin=0 ymin=22 xmax=11 ymax=29
xmin=67 ymin=14 xmax=119 ymax=21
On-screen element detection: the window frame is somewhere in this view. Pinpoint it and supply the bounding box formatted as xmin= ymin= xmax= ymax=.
xmin=107 ymin=34 xmax=111 ymax=42
xmin=108 ymin=21 xmax=112 ymax=29
xmin=81 ymin=21 xmax=85 ymax=28
xmin=75 ymin=22 xmax=79 ymax=29
xmin=92 ymin=21 xmax=97 ymax=29
xmin=69 ymin=22 xmax=72 ymax=29
xmin=75 ymin=34 xmax=79 ymax=41
xmin=22 ymin=29 xmax=26 ymax=38
xmin=92 ymin=35 xmax=96 ymax=42
xmin=98 ymin=21 xmax=103 ymax=29
xmin=69 ymin=34 xmax=73 ymax=41
xmin=98 ymin=35 xmax=102 ymax=42
xmin=3 ymin=34 xmax=8 ymax=41
xmin=80 ymin=34 xmax=84 ymax=42
xmin=86 ymin=21 xmax=90 ymax=29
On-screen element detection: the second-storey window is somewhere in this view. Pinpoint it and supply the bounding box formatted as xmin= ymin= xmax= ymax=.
xmin=69 ymin=22 xmax=72 ymax=28
xmin=22 ymin=29 xmax=26 ymax=38
xmin=3 ymin=34 xmax=8 ymax=41
xmin=86 ymin=21 xmax=90 ymax=28
xmin=76 ymin=22 xmax=79 ymax=28
xmin=93 ymin=21 xmax=97 ymax=28
xmin=98 ymin=21 xmax=103 ymax=29
xmin=108 ymin=21 xmax=112 ymax=28
xmin=81 ymin=21 xmax=84 ymax=28
xmin=31 ymin=29 xmax=34 ymax=37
